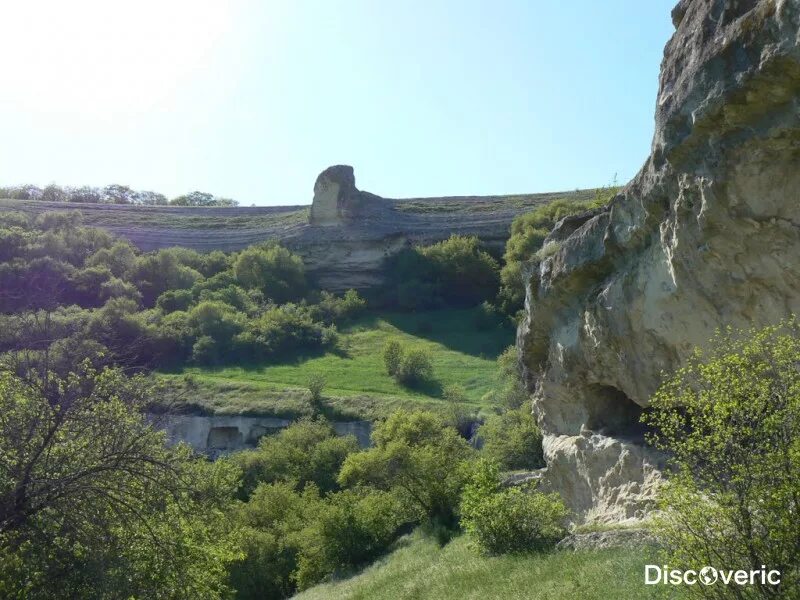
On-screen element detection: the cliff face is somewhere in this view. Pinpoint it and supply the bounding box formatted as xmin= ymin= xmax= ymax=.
xmin=3 ymin=174 xmax=594 ymax=293
xmin=519 ymin=0 xmax=800 ymax=523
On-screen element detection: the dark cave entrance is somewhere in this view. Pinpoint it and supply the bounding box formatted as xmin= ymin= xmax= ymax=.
xmin=585 ymin=384 xmax=651 ymax=442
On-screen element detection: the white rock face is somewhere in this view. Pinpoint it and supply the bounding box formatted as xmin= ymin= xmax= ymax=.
xmin=152 ymin=414 xmax=372 ymax=458
xmin=309 ymin=165 xmax=359 ymax=226
xmin=519 ymin=0 xmax=800 ymax=523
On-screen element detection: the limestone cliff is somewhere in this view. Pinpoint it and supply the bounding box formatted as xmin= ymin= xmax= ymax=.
xmin=519 ymin=0 xmax=800 ymax=523
xmin=3 ymin=172 xmax=593 ymax=293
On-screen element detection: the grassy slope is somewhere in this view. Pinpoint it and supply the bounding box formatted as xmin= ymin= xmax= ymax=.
xmin=0 ymin=198 xmax=308 ymax=230
xmin=157 ymin=308 xmax=514 ymax=419
xmin=294 ymin=532 xmax=680 ymax=600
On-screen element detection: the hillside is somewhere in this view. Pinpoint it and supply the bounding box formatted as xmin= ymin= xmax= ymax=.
xmin=156 ymin=308 xmax=515 ymax=421
xmin=294 ymin=531 xmax=672 ymax=600
xmin=0 ymin=170 xmax=596 ymax=290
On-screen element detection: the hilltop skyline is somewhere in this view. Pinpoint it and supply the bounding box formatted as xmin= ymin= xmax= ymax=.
xmin=0 ymin=0 xmax=674 ymax=206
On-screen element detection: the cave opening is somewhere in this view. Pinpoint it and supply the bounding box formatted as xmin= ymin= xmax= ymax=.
xmin=585 ymin=384 xmax=651 ymax=442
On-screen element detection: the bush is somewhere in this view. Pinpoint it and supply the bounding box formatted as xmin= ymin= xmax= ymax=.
xmin=292 ymin=488 xmax=406 ymax=590
xmin=307 ymin=374 xmax=327 ymax=410
xmin=442 ymin=383 xmax=467 ymax=404
xmin=338 ymin=410 xmax=472 ymax=527
xmin=233 ymin=244 xmax=307 ymax=303
xmin=479 ymin=407 xmax=544 ymax=470
xmin=230 ymin=419 xmax=359 ymax=499
xmin=396 ymin=349 xmax=434 ymax=387
xmin=498 ymin=198 xmax=612 ymax=315
xmin=383 ymin=340 xmax=403 ymax=376
xmin=383 ymin=235 xmax=500 ymax=309
xmin=643 ymin=320 xmax=800 ymax=598
xmin=460 ymin=460 xmax=567 ymax=555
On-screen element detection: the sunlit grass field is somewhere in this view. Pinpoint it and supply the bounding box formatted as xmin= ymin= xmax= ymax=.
xmin=158 ymin=308 xmax=514 ymax=419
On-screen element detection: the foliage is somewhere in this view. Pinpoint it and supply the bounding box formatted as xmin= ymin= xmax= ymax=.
xmin=229 ymin=419 xmax=359 ymax=500
xmin=479 ymin=407 xmax=544 ymax=470
xmin=383 ymin=235 xmax=500 ymax=309
xmin=643 ymin=320 xmax=800 ymax=599
xmin=169 ymin=190 xmax=238 ymax=207
xmin=396 ymin=348 xmax=434 ymax=387
xmin=383 ymin=339 xmax=403 ymax=376
xmin=233 ymin=244 xmax=307 ymax=303
xmin=338 ymin=410 xmax=472 ymax=526
xmin=498 ymin=191 xmax=615 ymax=315
xmin=0 ymin=183 xmax=169 ymax=205
xmin=460 ymin=460 xmax=567 ymax=555
xmin=291 ymin=488 xmax=407 ymax=591
xmin=307 ymin=373 xmax=327 ymax=411
xmin=0 ymin=366 xmax=242 ymax=599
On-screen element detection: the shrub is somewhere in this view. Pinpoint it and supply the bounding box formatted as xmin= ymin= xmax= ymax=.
xmin=338 ymin=410 xmax=472 ymax=527
xmin=383 ymin=340 xmax=403 ymax=376
xmin=494 ymin=345 xmax=528 ymax=409
xmin=473 ymin=301 xmax=500 ymax=331
xmin=230 ymin=419 xmax=358 ymax=499
xmin=383 ymin=235 xmax=500 ymax=309
xmin=460 ymin=460 xmax=567 ymax=555
xmin=442 ymin=383 xmax=467 ymax=404
xmin=292 ymin=488 xmax=406 ymax=590
xmin=479 ymin=407 xmax=544 ymax=470
xmin=307 ymin=374 xmax=327 ymax=410
xmin=192 ymin=335 xmax=220 ymax=365
xmin=396 ymin=349 xmax=434 ymax=387
xmin=233 ymin=244 xmax=307 ymax=303
xmin=498 ymin=197 xmax=612 ymax=314
xmin=643 ymin=320 xmax=800 ymax=599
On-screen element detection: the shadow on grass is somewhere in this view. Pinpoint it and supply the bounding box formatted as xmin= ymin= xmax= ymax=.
xmin=375 ymin=308 xmax=514 ymax=359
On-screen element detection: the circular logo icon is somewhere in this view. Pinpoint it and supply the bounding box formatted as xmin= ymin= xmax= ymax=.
xmin=699 ymin=567 xmax=718 ymax=585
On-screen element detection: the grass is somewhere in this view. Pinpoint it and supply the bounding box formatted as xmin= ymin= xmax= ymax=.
xmin=157 ymin=308 xmax=514 ymax=419
xmin=0 ymin=199 xmax=309 ymax=230
xmin=294 ymin=531 xmax=682 ymax=600
xmin=393 ymin=189 xmax=597 ymax=214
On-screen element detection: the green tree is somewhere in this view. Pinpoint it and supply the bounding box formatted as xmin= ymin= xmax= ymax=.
xmin=0 ymin=366 xmax=242 ymax=598
xmin=396 ymin=348 xmax=434 ymax=387
xmin=338 ymin=410 xmax=472 ymax=526
xmin=643 ymin=321 xmax=800 ymax=599
xmin=233 ymin=244 xmax=307 ymax=303
xmin=307 ymin=373 xmax=327 ymax=412
xmin=460 ymin=460 xmax=568 ymax=555
xmin=383 ymin=340 xmax=403 ymax=376
xmin=479 ymin=407 xmax=544 ymax=470
xmin=230 ymin=419 xmax=358 ymax=499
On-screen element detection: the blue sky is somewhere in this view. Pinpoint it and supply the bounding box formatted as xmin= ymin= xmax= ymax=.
xmin=0 ymin=0 xmax=676 ymax=206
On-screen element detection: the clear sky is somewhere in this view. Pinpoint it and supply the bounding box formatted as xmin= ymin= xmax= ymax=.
xmin=0 ymin=0 xmax=676 ymax=206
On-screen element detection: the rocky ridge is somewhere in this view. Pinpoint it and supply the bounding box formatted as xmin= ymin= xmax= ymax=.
xmin=520 ymin=0 xmax=800 ymax=523
xmin=2 ymin=171 xmax=594 ymax=292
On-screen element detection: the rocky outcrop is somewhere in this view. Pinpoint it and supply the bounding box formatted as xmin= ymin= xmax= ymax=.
xmin=308 ymin=165 xmax=389 ymax=225
xmin=152 ymin=414 xmax=372 ymax=458
xmin=519 ymin=0 xmax=800 ymax=523
xmin=3 ymin=173 xmax=594 ymax=292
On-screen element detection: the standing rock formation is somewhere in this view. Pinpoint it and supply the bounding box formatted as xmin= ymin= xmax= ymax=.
xmin=309 ymin=165 xmax=364 ymax=225
xmin=520 ymin=0 xmax=800 ymax=523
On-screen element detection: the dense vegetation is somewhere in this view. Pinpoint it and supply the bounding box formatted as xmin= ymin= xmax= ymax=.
xmin=0 ymin=203 xmax=558 ymax=597
xmin=0 ymin=211 xmax=366 ymax=378
xmin=644 ymin=320 xmax=800 ymax=599
xmin=7 ymin=190 xmax=797 ymax=598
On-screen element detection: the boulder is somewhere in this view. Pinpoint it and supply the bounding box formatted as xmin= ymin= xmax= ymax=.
xmin=519 ymin=0 xmax=800 ymax=523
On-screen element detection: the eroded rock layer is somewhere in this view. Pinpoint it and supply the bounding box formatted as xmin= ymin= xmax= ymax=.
xmin=519 ymin=0 xmax=800 ymax=522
